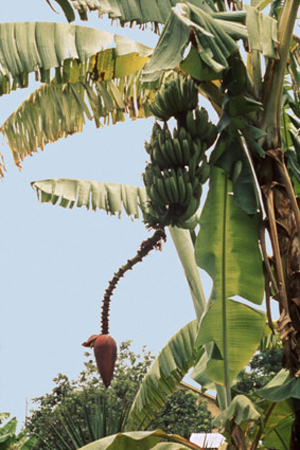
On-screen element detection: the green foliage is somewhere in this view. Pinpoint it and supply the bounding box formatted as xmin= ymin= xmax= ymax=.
xmin=27 ymin=341 xmax=211 ymax=449
xmin=3 ymin=0 xmax=300 ymax=447
xmin=149 ymin=389 xmax=212 ymax=439
xmin=195 ymin=166 xmax=265 ymax=391
xmin=236 ymin=348 xmax=284 ymax=394
xmin=64 ymin=430 xmax=196 ymax=450
xmin=27 ymin=342 xmax=154 ymax=450
xmin=127 ymin=321 xmax=201 ymax=431
xmin=0 ymin=415 xmax=36 ymax=450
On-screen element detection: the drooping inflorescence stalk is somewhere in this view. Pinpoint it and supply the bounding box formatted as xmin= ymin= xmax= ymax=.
xmin=101 ymin=229 xmax=166 ymax=335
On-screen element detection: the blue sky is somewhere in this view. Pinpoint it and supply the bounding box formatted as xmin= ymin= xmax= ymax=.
xmin=0 ymin=1 xmax=214 ymax=426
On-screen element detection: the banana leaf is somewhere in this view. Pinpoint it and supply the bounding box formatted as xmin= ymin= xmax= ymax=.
xmin=49 ymin=0 xmax=218 ymax=27
xmin=247 ymin=387 xmax=294 ymax=450
xmin=142 ymin=3 xmax=247 ymax=82
xmin=194 ymin=166 xmax=265 ymax=386
xmin=0 ymin=417 xmax=17 ymax=449
xmin=126 ymin=321 xmax=201 ymax=431
xmin=0 ymin=22 xmax=152 ymax=95
xmin=262 ymin=416 xmax=293 ymax=450
xmin=77 ymin=430 xmax=201 ymax=450
xmin=31 ymin=178 xmax=148 ymax=219
xmin=1 ymin=72 xmax=152 ymax=169
xmin=0 ymin=22 xmax=153 ymax=173
xmin=244 ymin=5 xmax=278 ymax=59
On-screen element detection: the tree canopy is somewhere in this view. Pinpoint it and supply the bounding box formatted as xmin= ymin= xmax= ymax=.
xmin=26 ymin=342 xmax=211 ymax=449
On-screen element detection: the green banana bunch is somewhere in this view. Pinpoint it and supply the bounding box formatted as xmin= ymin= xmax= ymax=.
xmin=149 ymin=74 xmax=198 ymax=122
xmin=143 ymin=98 xmax=218 ymax=228
xmin=145 ymin=122 xmax=176 ymax=169
xmin=146 ymin=122 xmax=205 ymax=172
xmin=143 ymin=161 xmax=203 ymax=223
xmin=186 ymin=108 xmax=217 ymax=148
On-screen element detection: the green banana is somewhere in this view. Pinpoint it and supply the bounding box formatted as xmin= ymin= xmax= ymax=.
xmin=186 ymin=130 xmax=193 ymax=149
xmin=188 ymin=153 xmax=197 ymax=180
xmin=182 ymin=167 xmax=190 ymax=188
xmin=176 ymin=75 xmax=183 ymax=105
xmin=186 ymin=110 xmax=196 ymax=137
xmin=178 ymin=126 xmax=187 ymax=142
xmin=153 ymin=145 xmax=168 ymax=169
xmin=189 ymin=77 xmax=199 ymax=110
xmin=195 ymin=107 xmax=209 ymax=136
xmin=150 ymin=96 xmax=170 ymax=121
xmin=145 ymin=141 xmax=152 ymax=156
xmin=172 ymin=137 xmax=183 ymax=166
xmin=155 ymin=91 xmax=173 ymax=119
xmin=192 ymin=138 xmax=203 ymax=165
xmin=180 ymin=77 xmax=190 ymax=110
xmin=156 ymin=177 xmax=170 ymax=205
xmin=151 ymin=123 xmax=161 ymax=143
xmin=191 ymin=177 xmax=202 ymax=198
xmin=169 ymin=172 xmax=180 ymax=204
xmin=143 ymin=164 xmax=155 ymax=186
xmin=177 ymin=167 xmax=186 ymax=204
xmin=163 ymin=171 xmax=175 ymax=204
xmin=183 ymin=180 xmax=193 ymax=206
xmin=158 ymin=128 xmax=166 ymax=149
xmin=204 ymin=123 xmax=218 ymax=148
xmin=181 ymin=138 xmax=191 ymax=165
xmin=163 ymin=121 xmax=173 ymax=140
xmin=149 ymin=184 xmax=167 ymax=207
xmin=199 ymin=161 xmax=210 ymax=183
xmin=163 ymin=138 xmax=177 ymax=166
xmin=179 ymin=196 xmax=200 ymax=224
xmin=194 ymin=107 xmax=217 ymax=146
xmin=164 ymin=83 xmax=180 ymax=112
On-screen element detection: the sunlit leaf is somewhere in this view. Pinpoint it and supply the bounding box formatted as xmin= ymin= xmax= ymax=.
xmin=0 ymin=22 xmax=152 ymax=95
xmin=213 ymin=395 xmax=261 ymax=428
xmin=46 ymin=0 xmax=222 ymax=28
xmin=78 ymin=431 xmax=195 ymax=450
xmin=195 ymin=166 xmax=265 ymax=385
xmin=126 ymin=321 xmax=201 ymax=431
xmin=245 ymin=5 xmax=278 ymax=59
xmin=1 ymin=73 xmax=152 ymax=169
xmin=142 ymin=3 xmax=247 ymax=82
xmin=31 ymin=178 xmax=148 ymax=219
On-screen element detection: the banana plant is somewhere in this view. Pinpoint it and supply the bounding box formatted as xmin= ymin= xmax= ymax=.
xmin=2 ymin=0 xmax=300 ymax=449
xmin=0 ymin=414 xmax=36 ymax=450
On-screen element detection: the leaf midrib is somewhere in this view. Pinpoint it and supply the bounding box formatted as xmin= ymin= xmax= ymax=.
xmin=222 ymin=173 xmax=231 ymax=406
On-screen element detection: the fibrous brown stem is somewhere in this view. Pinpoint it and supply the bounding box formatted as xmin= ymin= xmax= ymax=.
xmin=230 ymin=423 xmax=247 ymax=450
xmin=258 ymin=149 xmax=300 ymax=376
